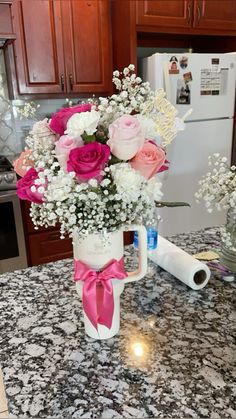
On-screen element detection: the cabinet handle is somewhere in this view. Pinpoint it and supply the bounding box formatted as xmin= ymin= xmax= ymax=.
xmin=187 ymin=3 xmax=192 ymax=25
xmin=48 ymin=232 xmax=60 ymax=241
xmin=69 ymin=74 xmax=73 ymax=91
xmin=60 ymin=74 xmax=65 ymax=91
xmin=196 ymin=4 xmax=202 ymax=26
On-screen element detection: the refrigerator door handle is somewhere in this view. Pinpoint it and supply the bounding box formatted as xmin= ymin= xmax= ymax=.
xmin=162 ymin=61 xmax=172 ymax=102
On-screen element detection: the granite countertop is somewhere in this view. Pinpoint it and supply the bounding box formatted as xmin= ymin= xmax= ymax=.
xmin=0 ymin=227 xmax=235 ymax=418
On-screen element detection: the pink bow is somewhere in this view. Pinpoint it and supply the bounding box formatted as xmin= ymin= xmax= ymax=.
xmin=74 ymin=257 xmax=127 ymax=330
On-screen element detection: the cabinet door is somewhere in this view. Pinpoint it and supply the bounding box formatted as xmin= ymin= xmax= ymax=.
xmin=193 ymin=0 xmax=236 ymax=33
xmin=62 ymin=0 xmax=112 ymax=95
xmin=0 ymin=1 xmax=15 ymax=38
xmin=12 ymin=0 xmax=66 ymax=94
xmin=136 ymin=0 xmax=193 ymax=29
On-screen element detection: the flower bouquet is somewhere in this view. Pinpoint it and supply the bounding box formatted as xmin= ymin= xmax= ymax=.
xmin=15 ymin=65 xmax=189 ymax=338
xmin=195 ymin=153 xmax=236 ymax=272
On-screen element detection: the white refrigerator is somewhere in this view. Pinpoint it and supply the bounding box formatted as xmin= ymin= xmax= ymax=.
xmin=141 ymin=52 xmax=236 ymax=237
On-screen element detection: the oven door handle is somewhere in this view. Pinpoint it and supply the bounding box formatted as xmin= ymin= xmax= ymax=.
xmin=0 ymin=190 xmax=17 ymax=201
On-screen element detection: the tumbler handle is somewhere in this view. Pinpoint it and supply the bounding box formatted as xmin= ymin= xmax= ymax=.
xmin=123 ymin=224 xmax=147 ymax=283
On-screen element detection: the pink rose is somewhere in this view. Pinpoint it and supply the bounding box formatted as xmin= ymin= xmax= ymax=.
xmin=55 ymin=135 xmax=83 ymax=171
xmin=49 ymin=103 xmax=92 ymax=136
xmin=17 ymin=168 xmax=44 ymax=204
xmin=107 ymin=115 xmax=145 ymax=160
xmin=129 ymin=141 xmax=166 ymax=179
xmin=67 ymin=142 xmax=110 ymax=182
xmin=13 ymin=150 xmax=34 ymax=177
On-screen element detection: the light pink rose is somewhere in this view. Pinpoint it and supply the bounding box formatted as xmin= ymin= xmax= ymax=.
xmin=107 ymin=115 xmax=145 ymax=160
xmin=16 ymin=168 xmax=44 ymax=204
xmin=55 ymin=135 xmax=83 ymax=171
xmin=129 ymin=141 xmax=166 ymax=179
xmin=31 ymin=118 xmax=58 ymax=143
xmin=13 ymin=150 xmax=34 ymax=177
xmin=67 ymin=142 xmax=110 ymax=182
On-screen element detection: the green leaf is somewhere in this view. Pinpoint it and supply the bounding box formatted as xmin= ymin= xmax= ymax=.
xmin=108 ymin=155 xmax=123 ymax=165
xmin=155 ymin=201 xmax=190 ymax=208
xmin=82 ymin=134 xmax=96 ymax=144
xmin=95 ymin=125 xmax=109 ymax=144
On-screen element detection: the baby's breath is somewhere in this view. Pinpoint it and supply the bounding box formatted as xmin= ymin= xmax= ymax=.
xmin=195 ymin=154 xmax=236 ymax=213
xmin=21 ymin=65 xmax=187 ymax=237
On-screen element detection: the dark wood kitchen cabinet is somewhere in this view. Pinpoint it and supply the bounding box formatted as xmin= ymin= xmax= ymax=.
xmin=192 ymin=0 xmax=236 ymax=33
xmin=21 ymin=201 xmax=73 ymax=267
xmin=136 ymin=0 xmax=192 ymax=30
xmin=11 ymin=0 xmax=112 ymax=96
xmin=28 ymin=229 xmax=73 ymax=267
xmin=0 ymin=0 xmax=16 ymax=42
xmin=136 ymin=0 xmax=236 ymax=35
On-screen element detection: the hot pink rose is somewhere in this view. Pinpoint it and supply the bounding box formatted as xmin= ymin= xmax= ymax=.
xmin=67 ymin=142 xmax=110 ymax=182
xmin=17 ymin=168 xmax=44 ymax=204
xmin=129 ymin=141 xmax=166 ymax=179
xmin=107 ymin=115 xmax=145 ymax=161
xmin=55 ymin=135 xmax=83 ymax=171
xmin=13 ymin=150 xmax=34 ymax=177
xmin=49 ymin=103 xmax=92 ymax=136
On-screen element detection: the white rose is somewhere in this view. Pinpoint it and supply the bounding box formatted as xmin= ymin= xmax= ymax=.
xmin=66 ymin=110 xmax=100 ymax=138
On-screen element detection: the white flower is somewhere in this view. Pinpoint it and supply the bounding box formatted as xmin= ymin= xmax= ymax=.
xmin=123 ymin=67 xmax=129 ymax=76
xmin=196 ymin=154 xmax=236 ymax=212
xmin=110 ymin=163 xmax=145 ymax=202
xmin=135 ymin=114 xmax=158 ymax=140
xmin=120 ymin=91 xmax=128 ymax=99
xmin=146 ymin=177 xmax=163 ymax=202
xmin=31 ymin=118 xmax=56 ymax=141
xmin=88 ymin=178 xmax=98 ymax=188
xmin=128 ymin=64 xmax=135 ymax=71
xmin=100 ymin=178 xmax=111 ymax=187
xmin=88 ymin=192 xmax=98 ymax=200
xmin=66 ymin=110 xmax=100 ymax=137
xmin=45 ymin=173 xmax=75 ymax=202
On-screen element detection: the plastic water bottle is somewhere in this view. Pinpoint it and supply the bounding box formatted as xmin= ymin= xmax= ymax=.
xmin=133 ymin=230 xmax=139 ymax=249
xmin=133 ymin=215 xmax=160 ymax=276
xmin=146 ymin=217 xmax=159 ymax=275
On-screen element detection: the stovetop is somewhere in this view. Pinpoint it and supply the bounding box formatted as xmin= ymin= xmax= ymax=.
xmin=0 ymin=155 xmax=17 ymax=191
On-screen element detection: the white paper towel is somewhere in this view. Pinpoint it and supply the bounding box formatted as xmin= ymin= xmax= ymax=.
xmin=149 ymin=235 xmax=211 ymax=290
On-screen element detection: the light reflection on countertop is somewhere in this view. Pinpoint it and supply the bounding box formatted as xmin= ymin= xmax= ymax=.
xmin=120 ymin=315 xmax=160 ymax=371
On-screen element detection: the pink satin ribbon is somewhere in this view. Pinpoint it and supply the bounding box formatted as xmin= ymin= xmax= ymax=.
xmin=74 ymin=257 xmax=127 ymax=330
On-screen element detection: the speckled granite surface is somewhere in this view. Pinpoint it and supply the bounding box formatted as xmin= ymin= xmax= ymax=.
xmin=0 ymin=227 xmax=235 ymax=418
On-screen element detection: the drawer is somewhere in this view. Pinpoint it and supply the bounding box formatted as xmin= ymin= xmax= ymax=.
xmin=28 ymin=230 xmax=73 ymax=266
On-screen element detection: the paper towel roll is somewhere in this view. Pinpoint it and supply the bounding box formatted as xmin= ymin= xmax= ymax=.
xmin=149 ymin=235 xmax=211 ymax=290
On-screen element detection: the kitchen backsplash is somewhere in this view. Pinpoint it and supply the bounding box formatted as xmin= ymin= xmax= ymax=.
xmin=0 ymin=51 xmax=19 ymax=156
xmin=0 ymin=50 xmax=83 ymax=157
xmin=12 ymin=97 xmax=76 ymax=153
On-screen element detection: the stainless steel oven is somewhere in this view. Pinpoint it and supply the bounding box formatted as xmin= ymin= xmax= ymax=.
xmin=0 ymin=187 xmax=28 ymax=273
